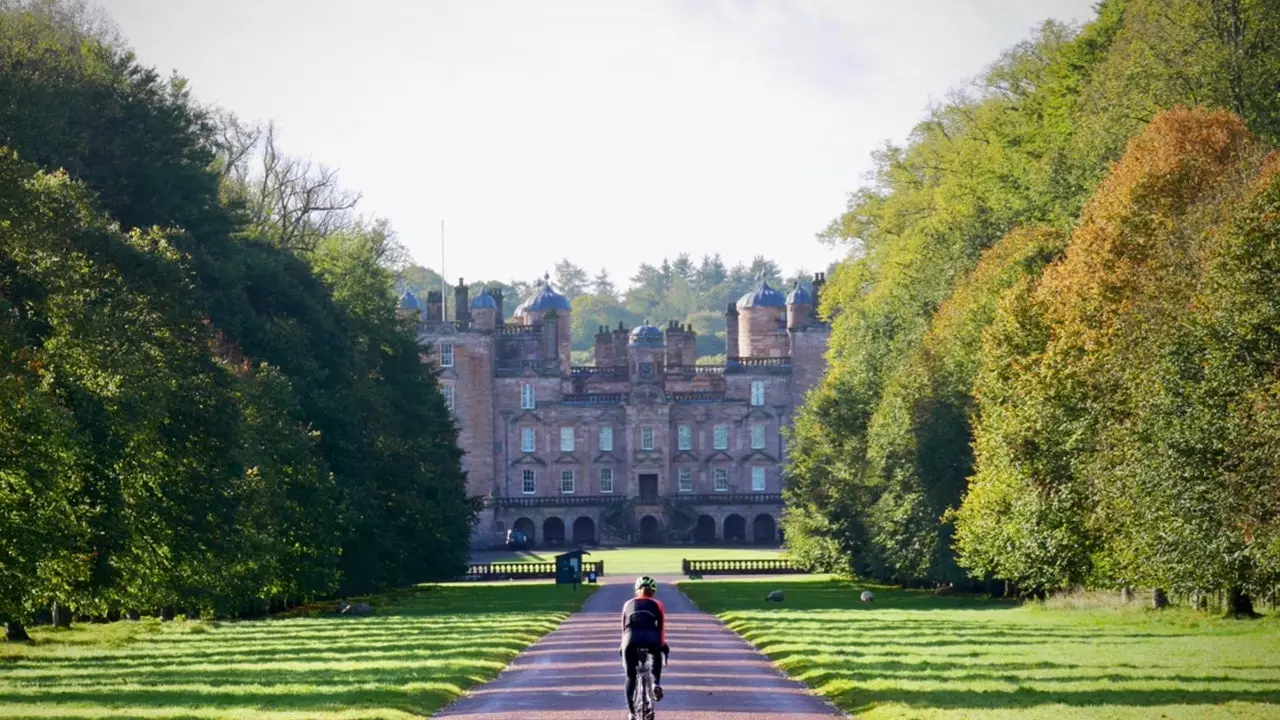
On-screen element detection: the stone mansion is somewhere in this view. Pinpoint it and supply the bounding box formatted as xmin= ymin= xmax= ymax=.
xmin=399 ymin=272 xmax=830 ymax=549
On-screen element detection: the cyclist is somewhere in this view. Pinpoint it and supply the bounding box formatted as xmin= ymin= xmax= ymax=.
xmin=621 ymin=575 xmax=669 ymax=718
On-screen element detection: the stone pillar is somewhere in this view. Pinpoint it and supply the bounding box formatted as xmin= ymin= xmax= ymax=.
xmin=612 ymin=323 xmax=629 ymax=368
xmin=542 ymin=310 xmax=559 ymax=367
xmin=811 ymin=273 xmax=825 ymax=324
xmin=725 ymin=303 xmax=739 ymax=363
xmin=424 ymin=291 xmax=443 ymax=323
xmin=491 ymin=288 xmax=505 ymax=325
xmin=594 ymin=326 xmax=614 ymax=366
xmin=454 ymin=278 xmax=470 ymax=327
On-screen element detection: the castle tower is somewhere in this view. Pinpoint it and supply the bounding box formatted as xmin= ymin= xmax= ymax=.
xmin=512 ymin=273 xmax=572 ymax=375
xmin=786 ymin=281 xmax=813 ymax=330
xmin=735 ymin=276 xmax=789 ymax=358
xmin=628 ymin=320 xmax=666 ymax=381
xmin=470 ymin=288 xmax=498 ymax=331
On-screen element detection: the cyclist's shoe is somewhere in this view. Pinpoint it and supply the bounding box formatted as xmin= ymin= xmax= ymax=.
xmin=653 ymin=685 xmax=664 ymax=702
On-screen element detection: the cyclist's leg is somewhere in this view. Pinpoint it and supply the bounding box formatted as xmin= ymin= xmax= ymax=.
xmin=623 ymin=644 xmax=640 ymax=714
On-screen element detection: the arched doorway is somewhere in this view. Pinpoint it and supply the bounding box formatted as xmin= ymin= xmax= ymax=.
xmin=753 ymin=514 xmax=777 ymax=545
xmin=513 ymin=517 xmax=536 ymax=547
xmin=724 ymin=514 xmax=746 ymax=543
xmin=572 ymin=516 xmax=596 ymax=546
xmin=543 ymin=517 xmax=566 ymax=547
xmin=693 ymin=515 xmax=716 ymax=544
xmin=639 ymin=515 xmax=661 ymax=545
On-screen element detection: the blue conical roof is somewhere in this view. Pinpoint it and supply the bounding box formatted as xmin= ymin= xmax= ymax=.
xmin=470 ymin=288 xmax=498 ymax=309
xmin=629 ymin=320 xmax=664 ymax=347
xmin=736 ymin=277 xmax=786 ymax=309
xmin=786 ymin=282 xmax=812 ymax=305
xmin=398 ymin=290 xmax=420 ymax=310
xmin=515 ymin=274 xmax=572 ymax=314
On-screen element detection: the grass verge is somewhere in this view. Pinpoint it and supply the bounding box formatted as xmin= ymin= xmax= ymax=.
xmin=680 ymin=578 xmax=1280 ymax=719
xmin=0 ymin=583 xmax=594 ymax=719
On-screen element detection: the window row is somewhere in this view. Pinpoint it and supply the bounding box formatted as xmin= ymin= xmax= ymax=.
xmin=518 ymin=467 xmax=768 ymax=494
xmin=522 ymin=468 xmax=612 ymax=494
xmin=517 ymin=379 xmax=769 ymax=411
xmin=518 ymin=423 xmax=770 ymax=453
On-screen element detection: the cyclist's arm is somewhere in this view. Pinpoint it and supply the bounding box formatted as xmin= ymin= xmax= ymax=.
xmin=654 ymin=598 xmax=667 ymax=645
xmin=621 ymin=599 xmax=633 ymax=632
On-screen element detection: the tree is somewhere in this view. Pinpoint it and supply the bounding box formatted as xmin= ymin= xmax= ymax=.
xmin=554 ymin=259 xmax=589 ymax=300
xmin=592 ymin=267 xmax=616 ymax=299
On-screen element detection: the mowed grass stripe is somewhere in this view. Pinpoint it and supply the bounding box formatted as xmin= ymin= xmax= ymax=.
xmin=0 ymin=584 xmax=593 ymax=719
xmin=680 ymin=578 xmax=1280 ymax=720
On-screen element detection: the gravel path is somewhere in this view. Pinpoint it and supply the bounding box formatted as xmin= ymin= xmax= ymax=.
xmin=437 ymin=579 xmax=845 ymax=719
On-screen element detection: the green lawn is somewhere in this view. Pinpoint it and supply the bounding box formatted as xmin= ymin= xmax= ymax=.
xmin=471 ymin=545 xmax=785 ymax=575
xmin=680 ymin=578 xmax=1280 ymax=719
xmin=0 ymin=584 xmax=594 ymax=719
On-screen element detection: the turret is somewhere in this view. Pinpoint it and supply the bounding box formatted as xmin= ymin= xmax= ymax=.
xmin=735 ymin=276 xmax=789 ymax=358
xmin=470 ymin=288 xmax=498 ymax=331
xmin=454 ymin=278 xmax=470 ymax=327
xmin=786 ymin=281 xmax=813 ymax=330
xmin=628 ymin=320 xmax=665 ymax=382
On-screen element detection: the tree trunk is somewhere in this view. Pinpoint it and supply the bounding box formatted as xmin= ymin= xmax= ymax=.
xmin=125 ymin=610 xmax=140 ymax=621
xmin=1152 ymin=588 xmax=1169 ymax=609
xmin=52 ymin=602 xmax=71 ymax=629
xmin=1121 ymin=586 xmax=1135 ymax=603
xmin=158 ymin=607 xmax=174 ymax=621
xmin=1227 ymin=587 xmax=1260 ymax=618
xmin=5 ymin=621 xmax=30 ymax=642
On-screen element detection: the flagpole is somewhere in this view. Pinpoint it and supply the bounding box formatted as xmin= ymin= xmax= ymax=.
xmin=441 ymin=220 xmax=447 ymax=322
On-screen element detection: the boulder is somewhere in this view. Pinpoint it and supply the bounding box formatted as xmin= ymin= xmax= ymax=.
xmin=860 ymin=590 xmax=875 ymax=603
xmin=765 ymin=590 xmax=785 ymax=602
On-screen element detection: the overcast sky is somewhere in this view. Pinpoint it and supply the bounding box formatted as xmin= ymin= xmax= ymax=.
xmin=98 ymin=0 xmax=1097 ymax=289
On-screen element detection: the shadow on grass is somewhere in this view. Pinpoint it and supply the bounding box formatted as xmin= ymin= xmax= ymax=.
xmin=0 ymin=583 xmax=595 ymax=718
xmin=683 ymin=578 xmax=1013 ymax=613
xmin=837 ymin=686 xmax=1280 ymax=713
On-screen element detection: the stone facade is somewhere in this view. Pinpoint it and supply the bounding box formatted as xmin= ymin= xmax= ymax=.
xmin=408 ymin=274 xmax=830 ymax=549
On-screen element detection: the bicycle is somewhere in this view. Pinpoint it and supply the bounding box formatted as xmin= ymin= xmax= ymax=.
xmin=632 ymin=648 xmax=657 ymax=720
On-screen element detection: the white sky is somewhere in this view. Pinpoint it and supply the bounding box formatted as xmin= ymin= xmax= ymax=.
xmin=98 ymin=0 xmax=1097 ymax=289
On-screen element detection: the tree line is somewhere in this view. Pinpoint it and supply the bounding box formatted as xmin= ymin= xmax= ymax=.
xmin=401 ymin=255 xmax=828 ymax=362
xmin=0 ymin=0 xmax=474 ymax=639
xmin=785 ymin=0 xmax=1280 ymax=616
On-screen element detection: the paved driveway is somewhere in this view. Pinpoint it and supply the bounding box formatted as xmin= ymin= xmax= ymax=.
xmin=437 ymin=580 xmax=845 ymax=719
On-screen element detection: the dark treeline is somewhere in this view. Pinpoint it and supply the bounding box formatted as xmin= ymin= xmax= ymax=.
xmin=786 ymin=0 xmax=1280 ymax=615
xmin=0 ymin=0 xmax=474 ymax=638
xmin=400 ymin=255 xmax=830 ymax=362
